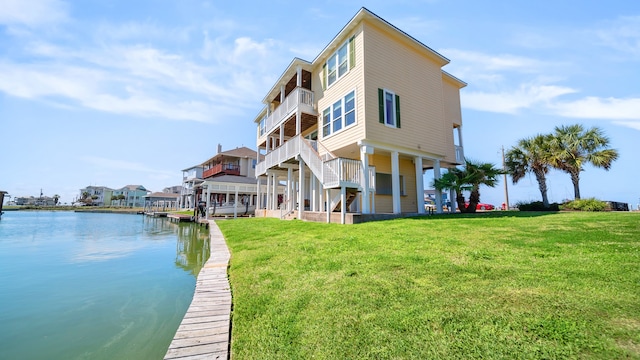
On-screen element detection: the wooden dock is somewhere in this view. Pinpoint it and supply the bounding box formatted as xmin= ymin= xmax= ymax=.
xmin=164 ymin=220 xmax=232 ymax=360
xmin=167 ymin=213 xmax=195 ymax=223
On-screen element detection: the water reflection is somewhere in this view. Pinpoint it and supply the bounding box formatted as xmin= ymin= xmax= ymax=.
xmin=141 ymin=216 xmax=211 ymax=276
xmin=174 ymin=222 xmax=210 ymax=276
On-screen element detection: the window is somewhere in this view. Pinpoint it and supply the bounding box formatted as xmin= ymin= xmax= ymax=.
xmin=322 ymin=108 xmax=331 ymax=137
xmin=332 ymin=99 xmax=342 ymax=133
xmin=321 ymin=90 xmax=356 ymax=137
xmin=376 ymin=173 xmax=405 ymax=196
xmin=259 ymin=118 xmax=266 ymax=136
xmin=323 ymin=36 xmax=356 ymax=89
xmin=252 ymin=159 xmax=257 ymax=169
xmin=378 ymin=88 xmax=401 ymax=128
xmin=344 ymin=91 xmax=355 ymax=126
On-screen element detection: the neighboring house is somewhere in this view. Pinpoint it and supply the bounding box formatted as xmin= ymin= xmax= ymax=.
xmin=180 ymin=165 xmax=204 ymax=209
xmin=14 ymin=196 xmax=32 ymax=206
xmin=13 ymin=196 xmax=57 ymax=206
xmin=144 ymin=192 xmax=180 ymax=211
xmin=78 ymin=186 xmax=113 ymax=206
xmin=112 ymin=185 xmax=149 ymax=207
xmin=163 ymin=185 xmax=183 ymax=194
xmin=201 ymin=145 xmax=262 ymax=179
xmin=254 ymin=7 xmax=466 ymax=224
xmin=180 ymin=145 xmax=283 ymax=214
xmin=197 ymin=145 xmax=277 ymax=213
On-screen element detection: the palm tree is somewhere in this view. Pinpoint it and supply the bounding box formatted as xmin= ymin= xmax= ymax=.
xmin=465 ymin=160 xmax=504 ymax=212
xmin=433 ymin=167 xmax=472 ymax=212
xmin=505 ymin=134 xmax=553 ymax=208
xmin=549 ymin=124 xmax=619 ymax=199
xmin=53 ymin=194 xmax=60 ymax=206
xmin=433 ymin=159 xmax=504 ymax=213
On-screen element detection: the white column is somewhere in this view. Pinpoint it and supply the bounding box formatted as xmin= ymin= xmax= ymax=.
xmin=298 ymin=159 xmax=305 ymax=219
xmin=280 ymin=85 xmax=285 ymax=102
xmin=391 ymin=151 xmax=401 ymax=214
xmin=415 ymin=156 xmax=425 ymax=214
xmin=266 ymin=172 xmax=271 ymax=210
xmin=256 ymin=178 xmax=261 ymax=209
xmin=279 ymin=124 xmax=284 ymax=147
xmin=272 ymin=173 xmax=278 ymax=210
xmin=320 ymin=184 xmax=325 ymax=212
xmin=287 ymin=167 xmax=293 ymax=211
xmin=360 ymin=145 xmax=371 ymax=214
xmin=340 ymin=186 xmax=346 ymax=224
xmin=296 ymin=65 xmax=302 ymax=87
xmin=434 ymin=160 xmax=443 ymax=214
xmin=296 ymin=109 xmax=301 ymax=135
xmin=206 ymin=185 xmax=211 ymax=218
xmin=233 ymin=187 xmax=239 ymax=219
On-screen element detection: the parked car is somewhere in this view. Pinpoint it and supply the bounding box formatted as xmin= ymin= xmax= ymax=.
xmin=424 ymin=199 xmax=436 ymax=211
xmin=465 ymin=202 xmax=495 ymax=211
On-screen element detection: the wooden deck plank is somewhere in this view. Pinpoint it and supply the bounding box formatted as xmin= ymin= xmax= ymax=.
xmin=164 ymin=220 xmax=231 ymax=360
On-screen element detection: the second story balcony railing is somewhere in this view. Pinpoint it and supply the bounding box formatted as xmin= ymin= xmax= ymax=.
xmin=261 ymin=87 xmax=315 ymax=138
xmin=455 ymin=145 xmax=464 ymax=164
xmin=203 ymin=163 xmax=240 ymax=178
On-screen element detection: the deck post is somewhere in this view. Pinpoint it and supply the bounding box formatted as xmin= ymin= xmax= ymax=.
xmin=341 ymin=186 xmax=346 ymax=224
xmin=360 ymin=144 xmax=372 ymax=214
xmin=266 ymin=172 xmax=271 ymax=210
xmin=415 ymin=156 xmax=425 ymax=214
xmin=434 ymin=160 xmax=443 ymax=214
xmin=391 ymin=151 xmax=401 ymax=214
xmin=233 ymin=187 xmax=238 ymax=219
xmin=298 ymin=159 xmax=305 ymax=219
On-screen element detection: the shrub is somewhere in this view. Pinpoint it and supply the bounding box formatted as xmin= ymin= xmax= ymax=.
xmin=516 ymin=201 xmax=560 ymax=211
xmin=561 ymin=198 xmax=607 ymax=212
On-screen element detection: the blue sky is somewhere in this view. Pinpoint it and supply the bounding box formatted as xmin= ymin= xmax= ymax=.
xmin=1 ymin=0 xmax=639 ymax=207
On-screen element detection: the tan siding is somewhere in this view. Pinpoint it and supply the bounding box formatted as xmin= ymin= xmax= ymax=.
xmin=400 ymin=158 xmax=418 ymax=212
xmin=314 ymin=27 xmax=366 ymax=155
xmin=441 ymin=79 xmax=461 ymax=163
xmin=370 ymin=154 xmax=419 ymax=213
xmin=362 ymin=21 xmax=450 ymax=158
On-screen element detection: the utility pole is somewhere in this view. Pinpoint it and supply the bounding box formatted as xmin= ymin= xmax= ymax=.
xmin=502 ymin=146 xmax=510 ymax=210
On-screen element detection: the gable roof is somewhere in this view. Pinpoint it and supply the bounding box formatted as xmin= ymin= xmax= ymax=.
xmin=200 ymin=146 xmax=261 ymax=165
xmin=314 ymin=7 xmax=450 ymax=67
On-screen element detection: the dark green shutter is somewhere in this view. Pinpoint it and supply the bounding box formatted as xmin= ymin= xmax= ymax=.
xmin=378 ymin=88 xmax=384 ymax=124
xmin=395 ymin=94 xmax=401 ymax=128
xmin=322 ymin=64 xmax=327 ymax=90
xmin=349 ymin=36 xmax=355 ymax=69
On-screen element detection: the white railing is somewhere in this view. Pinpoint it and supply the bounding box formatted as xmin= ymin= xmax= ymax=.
xmin=367 ymin=166 xmax=376 ymax=192
xmin=455 ymin=145 xmax=464 ymax=163
xmin=323 ymin=158 xmax=361 ymax=188
xmin=263 ymin=87 xmax=315 ymax=136
xmin=255 ymin=134 xmax=373 ymax=192
xmin=299 ymin=137 xmax=325 ymax=182
xmin=256 ymin=135 xmax=301 ymax=176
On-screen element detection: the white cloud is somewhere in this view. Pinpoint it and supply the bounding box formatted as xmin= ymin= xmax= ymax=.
xmin=462 ymin=84 xmax=576 ymax=114
xmin=595 ymin=16 xmax=640 ymax=57
xmin=441 ymin=49 xmax=546 ymax=73
xmin=549 ymin=96 xmax=640 ymax=121
xmin=0 ymin=0 xmax=68 ymax=27
xmin=80 ymin=156 xmax=176 ymax=178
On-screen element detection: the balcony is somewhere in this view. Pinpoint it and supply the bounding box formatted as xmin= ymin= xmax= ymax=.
xmin=261 ymin=87 xmax=316 ymax=139
xmin=455 ymin=145 xmax=464 ymax=164
xmin=203 ymin=163 xmax=240 ymax=178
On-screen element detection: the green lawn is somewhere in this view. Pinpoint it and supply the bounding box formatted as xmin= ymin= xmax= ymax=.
xmin=217 ymin=212 xmax=640 ymax=359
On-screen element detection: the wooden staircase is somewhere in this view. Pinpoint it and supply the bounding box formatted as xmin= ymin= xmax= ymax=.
xmin=331 ymin=188 xmax=358 ymax=212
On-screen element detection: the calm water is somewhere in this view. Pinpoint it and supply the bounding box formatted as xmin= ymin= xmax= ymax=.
xmin=0 ymin=211 xmax=210 ymax=360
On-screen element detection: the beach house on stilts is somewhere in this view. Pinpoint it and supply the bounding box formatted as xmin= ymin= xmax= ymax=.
xmin=254 ymin=7 xmax=466 ymax=224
